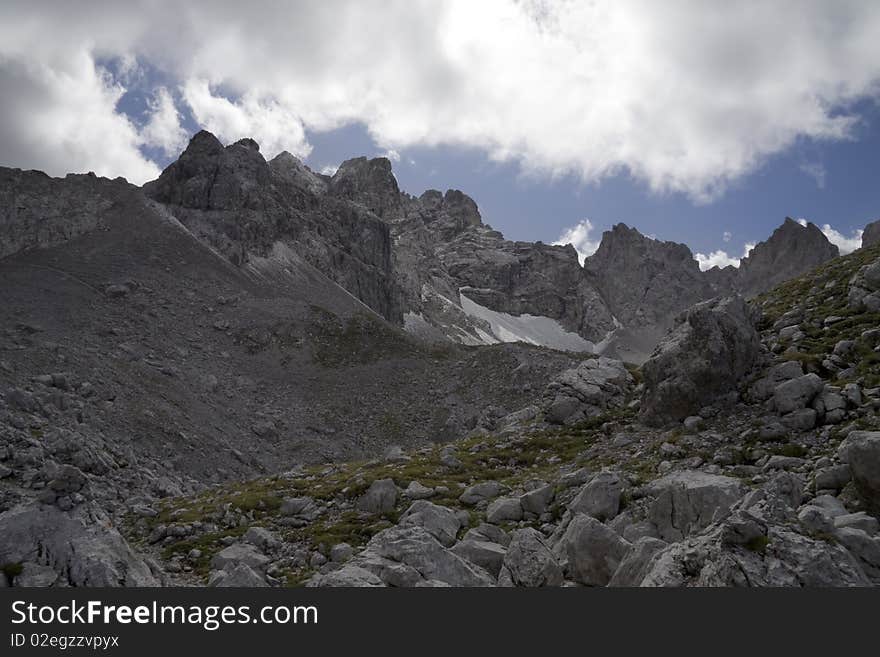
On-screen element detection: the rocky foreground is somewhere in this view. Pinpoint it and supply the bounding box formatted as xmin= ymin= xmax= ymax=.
xmin=95 ymin=242 xmax=880 ymax=588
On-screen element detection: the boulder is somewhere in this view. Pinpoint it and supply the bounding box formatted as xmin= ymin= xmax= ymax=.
xmin=330 ymin=543 xmax=355 ymax=562
xmin=462 ymin=523 xmax=511 ymax=547
xmin=243 ymin=526 xmax=280 ymax=551
xmin=646 ymin=471 xmax=747 ymax=541
xmin=608 ymin=537 xmax=667 ymax=587
xmin=459 ymin=481 xmax=506 ymax=506
xmin=351 ymin=526 xmax=494 ymax=587
xmin=834 ymin=513 xmax=879 ymax=535
xmin=499 ymin=528 xmax=563 ymax=587
xmin=837 ymin=431 xmax=880 ymax=510
xmin=0 ymin=503 xmax=157 ymax=586
xmin=554 ymin=514 xmax=631 ymax=586
xmin=209 ymin=563 xmax=267 ymax=587
xmin=640 ymin=296 xmax=760 ymax=425
xmin=543 ymin=357 xmax=633 ymax=425
xmin=280 ymin=496 xmax=320 ymax=520
xmin=403 ymin=481 xmax=435 ymax=500
xmin=773 ymin=374 xmax=824 ymax=415
xmin=450 ymin=540 xmax=507 ymax=577
xmin=486 ymin=497 xmax=523 ymax=524
xmin=210 ymin=543 xmax=270 ymax=572
xmin=398 ymin=501 xmax=461 ymax=547
xmin=519 ymin=483 xmax=555 ymax=516
xmin=356 ymin=478 xmax=398 ymax=514
xmin=308 ymin=564 xmax=385 ymax=587
xmin=567 ymin=471 xmax=623 ymax=521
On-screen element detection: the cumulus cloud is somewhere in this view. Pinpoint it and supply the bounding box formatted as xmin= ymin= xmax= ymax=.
xmin=2 ymin=1 xmax=880 ymax=196
xmin=553 ymin=219 xmax=600 ymax=265
xmin=0 ymin=51 xmax=160 ymax=183
xmin=182 ymin=79 xmax=311 ymax=159
xmin=381 ymin=149 xmax=401 ymax=162
xmin=800 ymin=161 xmax=827 ymax=189
xmin=722 ymin=231 xmax=732 ymax=243
xmin=694 ymin=242 xmax=756 ymax=271
xmin=319 ymin=165 xmax=339 ymax=176
xmin=141 ymin=87 xmax=188 ymax=157
xmin=819 ymin=224 xmax=862 ymax=253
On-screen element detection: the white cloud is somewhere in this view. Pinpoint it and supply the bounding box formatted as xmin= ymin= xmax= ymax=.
xmin=141 ymin=87 xmax=188 ymax=157
xmin=800 ymin=161 xmax=827 ymax=189
xmin=0 ymin=50 xmax=160 ymax=183
xmin=819 ymin=223 xmax=862 ymax=254
xmin=553 ymin=219 xmax=600 ymax=265
xmin=2 ymin=1 xmax=880 ymax=198
xmin=381 ymin=149 xmax=401 ymax=162
xmin=320 ymin=164 xmax=338 ymax=176
xmin=694 ymin=242 xmax=755 ymax=271
xmin=182 ymin=79 xmax=311 ymax=159
xmin=722 ymin=231 xmax=732 ymax=242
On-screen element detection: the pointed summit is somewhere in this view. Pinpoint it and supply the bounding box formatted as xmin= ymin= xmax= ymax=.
xmin=327 ymin=156 xmax=402 ymax=219
xmin=737 ymin=217 xmax=838 ymax=297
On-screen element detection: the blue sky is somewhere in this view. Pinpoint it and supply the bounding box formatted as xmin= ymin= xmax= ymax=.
xmin=3 ymin=1 xmax=880 ymax=266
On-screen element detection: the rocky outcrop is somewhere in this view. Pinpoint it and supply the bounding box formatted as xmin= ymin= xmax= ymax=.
xmin=838 ymin=431 xmax=880 ymax=512
xmin=640 ymin=296 xmax=761 ymax=425
xmin=542 ymin=357 xmax=633 ymax=425
xmin=640 ymin=473 xmax=872 ymax=587
xmin=862 ymin=220 xmax=880 ymax=248
xmin=583 ymin=224 xmax=716 ymax=356
xmin=737 ymin=218 xmax=838 ymax=297
xmin=144 ymin=132 xmax=403 ymax=323
xmin=0 ymin=169 xmax=129 ymax=259
xmin=0 ymin=503 xmax=159 ymax=587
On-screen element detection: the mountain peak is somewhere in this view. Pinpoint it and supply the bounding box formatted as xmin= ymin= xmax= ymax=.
xmin=737 ymin=216 xmax=838 ymax=296
xmin=327 ymin=156 xmax=401 ymax=219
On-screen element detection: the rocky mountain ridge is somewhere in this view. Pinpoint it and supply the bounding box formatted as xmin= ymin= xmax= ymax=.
xmin=139 ymin=132 xmax=843 ymax=364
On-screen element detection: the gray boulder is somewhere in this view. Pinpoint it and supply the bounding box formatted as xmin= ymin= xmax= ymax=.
xmin=640 ymin=296 xmax=760 ymax=425
xmin=356 ymin=478 xmax=398 ymax=514
xmin=499 ymin=528 xmax=563 ymax=587
xmin=774 ymin=374 xmax=824 ymax=415
xmin=308 ymin=564 xmax=385 ymax=587
xmin=350 ymin=526 xmax=494 ymax=587
xmin=554 ymin=514 xmax=631 ymax=586
xmin=543 ymin=357 xmax=634 ymax=425
xmin=280 ymin=496 xmax=321 ymax=520
xmin=462 ymin=523 xmax=511 ymax=547
xmin=209 ymin=563 xmax=267 ymax=587
xmin=210 ymin=543 xmax=270 ymax=572
xmin=646 ymin=470 xmax=747 ymax=541
xmin=833 ymin=528 xmax=880 ymax=582
xmin=486 ymin=497 xmax=523 ymax=524
xmin=450 ymin=540 xmax=507 ymax=577
xmin=608 ymin=537 xmax=667 ymax=587
xmin=0 ymin=503 xmax=158 ymax=586
xmin=519 ymin=483 xmax=555 ymax=516
xmin=243 ymin=526 xmax=280 ymax=551
xmin=403 ymin=481 xmax=435 ymax=500
xmin=398 ymin=501 xmax=461 ymax=547
xmin=567 ymin=471 xmax=623 ymax=521
xmin=837 ymin=431 xmax=880 ymax=510
xmin=459 ymin=481 xmax=506 ymax=506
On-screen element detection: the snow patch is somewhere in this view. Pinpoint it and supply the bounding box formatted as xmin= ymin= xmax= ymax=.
xmin=459 ymin=291 xmax=594 ymax=353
